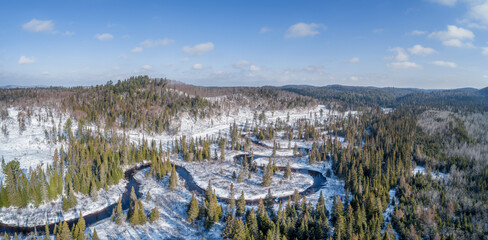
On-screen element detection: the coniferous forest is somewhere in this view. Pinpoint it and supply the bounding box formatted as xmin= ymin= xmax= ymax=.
xmin=0 ymin=76 xmax=487 ymax=239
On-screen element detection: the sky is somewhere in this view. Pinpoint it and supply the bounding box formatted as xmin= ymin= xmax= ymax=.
xmin=0 ymin=0 xmax=487 ymax=89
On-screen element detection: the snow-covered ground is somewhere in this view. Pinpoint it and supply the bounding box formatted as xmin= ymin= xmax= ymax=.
xmin=0 ymin=107 xmax=75 ymax=181
xmin=0 ymin=180 xmax=126 ymax=227
xmin=118 ymin=104 xmax=334 ymax=151
xmin=172 ymin=150 xmax=314 ymax=201
xmin=253 ymin=155 xmax=347 ymax=213
xmin=412 ymin=165 xmax=449 ymax=180
xmin=0 ymin=103 xmax=352 ymax=239
xmin=86 ymin=168 xmax=223 ymax=240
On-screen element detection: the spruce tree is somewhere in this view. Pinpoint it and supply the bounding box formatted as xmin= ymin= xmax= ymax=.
xmin=228 ymin=183 xmax=236 ymax=214
xmin=149 ymin=207 xmax=159 ymax=223
xmin=262 ymin=161 xmax=272 ymax=187
xmin=129 ymin=199 xmax=140 ymax=225
xmin=187 ymin=192 xmax=199 ymax=223
xmin=77 ymin=211 xmax=86 ymax=233
xmin=146 ymin=191 xmax=152 ymax=201
xmin=89 ymin=178 xmax=98 ymax=201
xmin=284 ymin=162 xmax=292 ymax=180
xmin=236 ymin=190 xmax=246 ymax=217
xmin=332 ymin=195 xmax=344 ymax=224
xmin=130 ymin=186 xmax=137 ymax=203
xmin=246 ymin=209 xmax=259 ymax=240
xmin=112 ymin=197 xmax=124 ymax=224
xmin=137 ymin=199 xmax=146 ymax=225
xmin=264 ymin=189 xmax=274 ymax=213
xmin=56 ymin=222 xmax=71 ymax=240
xmin=169 ymin=164 xmax=178 ymax=190
xmin=316 ymin=191 xmax=328 ymax=219
xmin=221 ymin=215 xmax=247 ymax=240
xmin=92 ymin=229 xmax=99 ymax=240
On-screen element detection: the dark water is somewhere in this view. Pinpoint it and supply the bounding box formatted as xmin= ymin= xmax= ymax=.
xmin=0 ymin=149 xmax=324 ymax=234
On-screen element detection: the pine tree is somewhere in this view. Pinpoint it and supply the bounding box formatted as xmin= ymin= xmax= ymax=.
xmin=257 ymin=199 xmax=274 ymax=236
xmin=92 ymin=229 xmax=99 ymax=240
xmin=246 ymin=209 xmax=259 ymax=240
xmin=228 ymin=183 xmax=236 ymax=214
xmin=221 ymin=215 xmax=247 ymax=240
xmin=316 ymin=191 xmax=327 ymax=219
xmin=169 ymin=164 xmax=178 ymax=190
xmin=4 ymin=232 xmax=8 ymax=240
xmin=130 ymin=186 xmax=137 ymax=203
xmin=187 ymin=192 xmax=200 ymax=223
xmin=332 ymin=195 xmax=344 ymax=224
xmin=77 ymin=211 xmax=86 ymax=233
xmin=146 ymin=191 xmax=152 ymax=201
xmin=236 ymin=190 xmax=246 ymax=217
xmin=112 ymin=197 xmax=124 ymax=224
xmin=129 ymin=199 xmax=140 ymax=225
xmin=89 ymin=178 xmax=98 ymax=201
xmin=264 ymin=189 xmax=274 ymax=213
xmin=149 ymin=207 xmax=159 ymax=223
xmin=262 ymin=161 xmax=273 ymax=187
xmin=284 ymin=162 xmax=292 ymax=180
xmin=137 ymin=199 xmax=146 ymax=225
xmin=204 ymin=180 xmax=222 ymax=228
xmin=56 ymin=222 xmax=71 ymax=240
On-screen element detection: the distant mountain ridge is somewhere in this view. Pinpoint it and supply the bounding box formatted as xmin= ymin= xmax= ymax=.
xmin=278 ymin=84 xmax=488 ymax=111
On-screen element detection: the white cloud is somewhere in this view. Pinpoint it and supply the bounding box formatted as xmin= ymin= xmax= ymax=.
xmin=388 ymin=47 xmax=409 ymax=61
xmin=249 ymin=65 xmax=260 ymax=71
xmin=285 ymin=22 xmax=326 ymax=38
xmin=350 ymin=76 xmax=359 ymax=81
xmin=260 ymin=27 xmax=271 ymax=33
xmin=141 ymin=65 xmax=152 ymax=70
xmin=429 ymin=0 xmax=457 ymax=7
xmin=429 ymin=25 xmax=474 ymax=40
xmin=410 ymin=30 xmax=426 ymax=35
xmin=483 ymin=74 xmax=488 ymax=79
xmin=18 ymin=56 xmax=36 ymax=64
xmin=22 ymin=19 xmax=54 ymax=33
xmin=95 ymin=33 xmax=113 ymax=41
xmin=131 ymin=47 xmax=143 ymax=53
xmin=140 ymin=38 xmax=174 ymax=47
xmin=346 ymin=57 xmax=360 ymax=63
xmin=192 ymin=63 xmax=203 ymax=70
xmin=233 ymin=60 xmax=251 ymax=68
xmin=408 ymin=44 xmax=436 ymax=55
xmin=182 ymin=57 xmax=190 ymax=62
xmin=442 ymin=39 xmax=474 ymax=47
xmin=41 ymin=71 xmax=49 ymax=75
xmin=467 ymin=1 xmax=488 ymax=26
xmin=182 ymin=42 xmax=214 ymax=56
xmin=388 ymin=61 xmax=422 ymax=69
xmin=429 ymin=25 xmax=475 ymax=48
xmin=482 ymin=47 xmax=488 ymax=55
xmin=431 ymin=60 xmax=457 ymax=68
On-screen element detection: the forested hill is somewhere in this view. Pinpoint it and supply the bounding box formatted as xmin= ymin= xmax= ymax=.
xmin=0 ymin=76 xmax=315 ymax=133
xmin=279 ymin=85 xmax=488 ymax=111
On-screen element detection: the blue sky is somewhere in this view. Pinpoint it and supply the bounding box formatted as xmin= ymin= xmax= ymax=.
xmin=0 ymin=0 xmax=487 ymax=88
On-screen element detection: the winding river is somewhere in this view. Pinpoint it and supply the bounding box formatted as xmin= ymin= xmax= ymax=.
xmin=0 ymin=145 xmax=326 ymax=234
